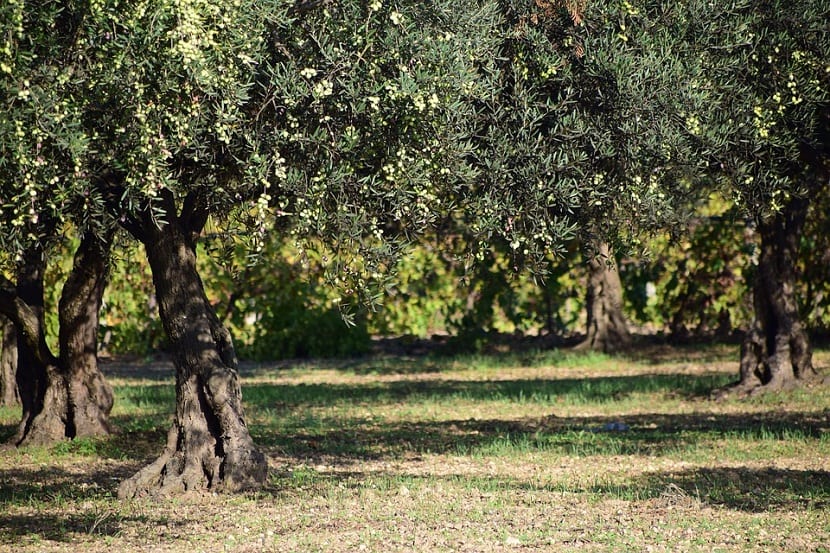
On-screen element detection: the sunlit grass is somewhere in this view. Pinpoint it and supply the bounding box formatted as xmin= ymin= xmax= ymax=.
xmin=1 ymin=345 xmax=829 ymax=552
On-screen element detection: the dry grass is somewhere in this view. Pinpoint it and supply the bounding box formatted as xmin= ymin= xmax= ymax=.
xmin=1 ymin=344 xmax=829 ymax=552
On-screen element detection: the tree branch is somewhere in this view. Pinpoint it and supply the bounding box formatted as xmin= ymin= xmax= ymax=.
xmin=289 ymin=0 xmax=334 ymax=16
xmin=0 ymin=276 xmax=56 ymax=367
xmin=181 ymin=191 xmax=210 ymax=236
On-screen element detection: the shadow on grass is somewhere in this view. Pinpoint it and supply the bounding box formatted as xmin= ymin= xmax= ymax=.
xmin=25 ymin=370 xmax=821 ymax=464
xmin=0 ymin=424 xmax=15 ymax=444
xmin=0 ymin=466 xmax=124 ymax=503
xmin=622 ymin=341 xmax=738 ymax=366
xmin=630 ymin=466 xmax=830 ymax=512
xmin=555 ymin=465 xmax=830 ymax=512
xmin=236 ymin=372 xmax=735 ymax=410
xmin=4 ymin=405 xmax=824 ymax=469
xmin=102 ymin=340 xmax=740 ymax=381
xmin=252 ymin=408 xmax=829 ymax=460
xmin=109 ymin=373 xmax=736 ymax=436
xmin=264 ymin=465 xmax=829 ymax=513
xmin=0 ymin=421 xmax=826 ymax=519
xmin=232 ymin=372 xmax=747 ymax=458
xmin=0 ymin=511 xmax=135 ymax=543
xmin=0 ymin=465 xmax=156 ymax=544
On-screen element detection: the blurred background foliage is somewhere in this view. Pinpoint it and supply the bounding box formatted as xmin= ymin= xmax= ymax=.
xmin=28 ymin=192 xmax=817 ymax=361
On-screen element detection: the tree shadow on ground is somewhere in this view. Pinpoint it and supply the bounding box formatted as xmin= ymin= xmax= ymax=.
xmin=236 ymin=372 xmax=734 ymax=410
xmin=0 ymin=465 xmax=160 ymax=544
xmin=621 ymin=341 xmax=738 ymax=365
xmin=8 ymin=369 xmax=821 ymax=464
xmin=0 ymin=465 xmax=138 ymax=503
xmin=0 ymin=425 xmax=15 ymax=444
xmin=252 ymin=408 xmax=829 ymax=460
xmin=11 ymin=405 xmax=819 ymax=465
xmin=262 ymin=464 xmax=828 ymax=513
xmin=104 ymin=373 xmax=735 ymax=436
xmin=1 ymin=416 xmax=826 ymax=518
xmin=100 ymin=339 xmax=742 ymax=380
xmin=2 ymin=512 xmax=126 ymax=542
xmin=628 ymin=466 xmax=830 ymax=512
xmin=7 ymin=403 xmax=824 ymax=471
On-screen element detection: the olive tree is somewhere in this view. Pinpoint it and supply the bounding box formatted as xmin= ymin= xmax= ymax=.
xmin=686 ymin=0 xmax=829 ymax=393
xmin=0 ymin=0 xmax=114 ymax=445
xmin=453 ymin=0 xmax=705 ymax=351
xmin=56 ymin=0 xmax=504 ymax=497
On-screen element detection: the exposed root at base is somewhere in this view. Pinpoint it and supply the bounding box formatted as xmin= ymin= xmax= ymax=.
xmin=117 ymin=440 xmax=268 ymax=499
xmin=711 ymin=372 xmax=826 ymax=401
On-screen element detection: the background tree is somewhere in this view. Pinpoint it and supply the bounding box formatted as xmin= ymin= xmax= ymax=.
xmin=620 ymin=198 xmax=754 ymax=342
xmin=0 ymin=0 xmax=114 ymax=445
xmin=0 ymin=317 xmax=18 ymax=407
xmin=575 ymin=241 xmax=630 ymax=351
xmin=799 ymin=188 xmax=830 ymax=334
xmin=451 ymin=0 xmax=706 ymax=354
xmin=686 ymin=0 xmax=829 ymax=393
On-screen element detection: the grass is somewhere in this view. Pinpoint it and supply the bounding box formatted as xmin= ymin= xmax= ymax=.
xmin=0 ymin=343 xmax=829 ymax=552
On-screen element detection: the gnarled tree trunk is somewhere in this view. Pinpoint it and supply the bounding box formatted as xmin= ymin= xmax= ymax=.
xmin=0 ymin=235 xmax=114 ymax=446
xmin=726 ymin=195 xmax=817 ymax=395
xmin=59 ymin=232 xmax=115 ymax=437
xmin=118 ymin=202 xmax=266 ymax=498
xmin=575 ymin=241 xmax=631 ymax=353
xmin=5 ymin=248 xmax=68 ymax=445
xmin=0 ymin=317 xmax=19 ymax=407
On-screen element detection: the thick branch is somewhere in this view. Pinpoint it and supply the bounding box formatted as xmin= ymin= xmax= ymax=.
xmin=0 ymin=276 xmax=57 ymax=368
xmin=97 ymin=171 xmax=147 ymax=242
xmin=180 ymin=192 xmax=210 ymax=237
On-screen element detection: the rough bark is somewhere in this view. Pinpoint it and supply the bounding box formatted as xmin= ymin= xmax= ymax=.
xmin=575 ymin=242 xmax=631 ymax=353
xmin=0 ymin=235 xmax=114 ymax=445
xmin=720 ymin=195 xmax=817 ymax=396
xmin=2 ymin=249 xmax=68 ymax=446
xmin=0 ymin=317 xmax=19 ymax=407
xmin=118 ymin=205 xmax=266 ymax=498
xmin=58 ymin=232 xmax=115 ymax=437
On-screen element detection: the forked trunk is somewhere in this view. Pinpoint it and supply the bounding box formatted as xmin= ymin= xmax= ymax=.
xmin=58 ymin=232 xmax=114 ymax=437
xmin=0 ymin=317 xmax=19 ymax=407
xmin=6 ymin=249 xmax=68 ymax=445
xmin=724 ymin=196 xmax=817 ymax=396
xmin=0 ymin=236 xmax=114 ymax=445
xmin=576 ymin=242 xmax=631 ymax=353
xmin=118 ymin=216 xmax=266 ymax=498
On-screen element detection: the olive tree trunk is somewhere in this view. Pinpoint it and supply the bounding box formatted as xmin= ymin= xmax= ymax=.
xmin=3 ymin=249 xmax=67 ymax=445
xmin=0 ymin=235 xmax=113 ymax=446
xmin=58 ymin=232 xmax=115 ymax=437
xmin=0 ymin=317 xmax=19 ymax=407
xmin=727 ymin=196 xmax=817 ymax=395
xmin=575 ymin=242 xmax=631 ymax=353
xmin=118 ymin=203 xmax=266 ymax=498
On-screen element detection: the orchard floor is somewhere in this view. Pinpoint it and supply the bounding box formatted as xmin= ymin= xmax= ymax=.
xmin=1 ymin=342 xmax=828 ymax=552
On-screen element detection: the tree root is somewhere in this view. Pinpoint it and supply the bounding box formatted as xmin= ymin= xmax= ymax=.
xmin=118 ymin=425 xmax=267 ymax=499
xmin=711 ymin=372 xmax=826 ymax=401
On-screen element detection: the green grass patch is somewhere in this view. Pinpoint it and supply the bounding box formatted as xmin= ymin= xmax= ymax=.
xmin=1 ymin=344 xmax=829 ymax=552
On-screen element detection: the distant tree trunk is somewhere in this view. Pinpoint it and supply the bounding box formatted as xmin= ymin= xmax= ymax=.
xmin=118 ymin=199 xmax=266 ymax=498
xmin=0 ymin=235 xmax=114 ymax=445
xmin=575 ymin=241 xmax=631 ymax=352
xmin=724 ymin=195 xmax=817 ymax=395
xmin=0 ymin=317 xmax=19 ymax=407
